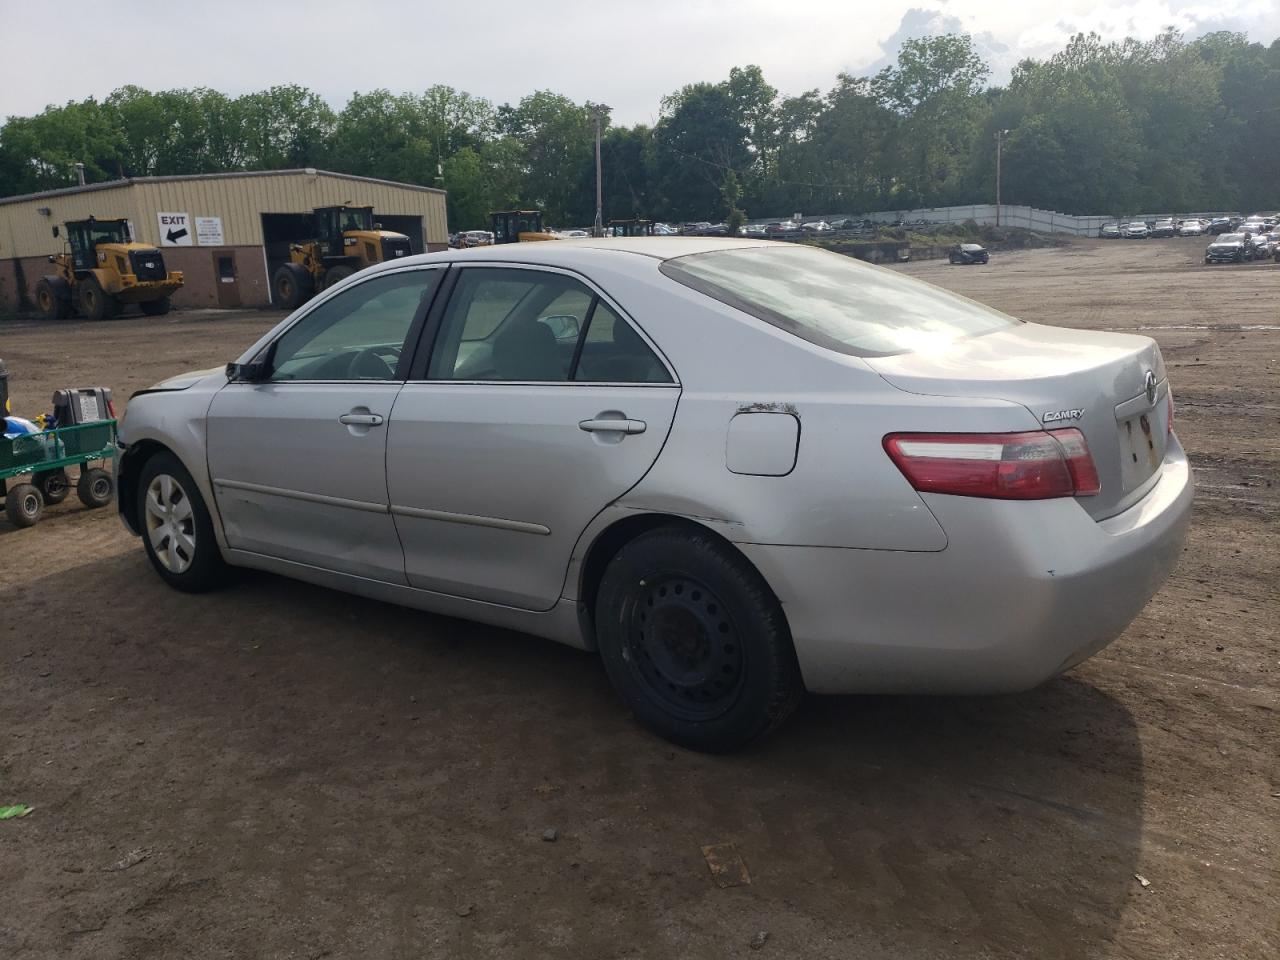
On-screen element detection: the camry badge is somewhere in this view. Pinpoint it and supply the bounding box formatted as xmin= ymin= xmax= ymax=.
xmin=1144 ymin=370 xmax=1157 ymax=405
xmin=1042 ymin=408 xmax=1085 ymax=423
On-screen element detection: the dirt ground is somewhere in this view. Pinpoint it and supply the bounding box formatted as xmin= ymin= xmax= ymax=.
xmin=1 ymin=237 xmax=1276 ymax=959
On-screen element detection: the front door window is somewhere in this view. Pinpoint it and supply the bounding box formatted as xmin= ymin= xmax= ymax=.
xmin=269 ymin=270 xmax=440 ymax=382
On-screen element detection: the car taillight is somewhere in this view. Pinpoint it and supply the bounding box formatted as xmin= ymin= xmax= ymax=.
xmin=107 ymin=397 xmax=117 ymax=419
xmin=883 ymin=428 xmax=1101 ymax=500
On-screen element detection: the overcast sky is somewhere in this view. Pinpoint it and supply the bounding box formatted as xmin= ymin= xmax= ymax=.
xmin=3 ymin=0 xmax=1277 ymax=125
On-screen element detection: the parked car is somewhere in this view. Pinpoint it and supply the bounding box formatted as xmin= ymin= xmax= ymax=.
xmin=741 ymin=223 xmax=768 ymax=238
xmin=1150 ymin=219 xmax=1177 ymax=238
xmin=1239 ymin=218 xmax=1267 ymax=237
xmin=1099 ymin=222 xmax=1121 ymax=239
xmin=948 ymin=243 xmax=990 ymax=264
xmin=1176 ymin=219 xmax=1205 ymax=236
xmin=1253 ymin=232 xmax=1279 ymax=260
xmin=1204 ymin=233 xmax=1255 ymax=263
xmin=115 ymin=239 xmax=1191 ymax=752
xmin=802 ymin=221 xmax=833 ymax=234
xmin=1123 ymin=222 xmax=1150 ymax=239
xmin=764 ymin=221 xmax=803 ymax=238
xmin=1207 ymin=218 xmax=1234 ymax=235
xmin=459 ymin=230 xmax=492 ymax=248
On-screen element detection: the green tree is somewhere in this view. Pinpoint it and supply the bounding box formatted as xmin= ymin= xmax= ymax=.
xmin=500 ymin=91 xmax=597 ymax=225
xmin=235 ymin=85 xmax=334 ymax=169
xmin=872 ymin=34 xmax=991 ymax=207
xmin=652 ymin=81 xmax=751 ymax=219
xmin=721 ymin=169 xmax=746 ymax=234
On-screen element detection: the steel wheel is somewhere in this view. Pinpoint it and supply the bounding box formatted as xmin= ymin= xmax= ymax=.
xmin=144 ymin=473 xmax=196 ymax=574
xmin=625 ymin=575 xmax=746 ymax=722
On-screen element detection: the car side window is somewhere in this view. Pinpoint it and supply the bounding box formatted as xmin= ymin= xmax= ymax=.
xmin=427 ymin=269 xmax=594 ymax=381
xmin=269 ymin=270 xmax=439 ymax=382
xmin=574 ymin=301 xmax=672 ymax=383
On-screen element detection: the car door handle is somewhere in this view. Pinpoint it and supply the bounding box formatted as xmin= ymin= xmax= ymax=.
xmin=338 ymin=413 xmax=384 ymax=426
xmin=579 ymin=417 xmax=646 ymax=435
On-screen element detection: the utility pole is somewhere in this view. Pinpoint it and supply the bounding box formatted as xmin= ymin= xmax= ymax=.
xmin=994 ymin=129 xmax=1009 ymax=226
xmin=593 ymin=107 xmax=606 ymax=237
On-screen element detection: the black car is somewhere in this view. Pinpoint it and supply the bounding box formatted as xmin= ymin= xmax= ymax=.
xmin=1150 ymin=218 xmax=1177 ymax=238
xmin=1208 ymin=218 xmax=1234 ymax=235
xmin=948 ymin=243 xmax=989 ymax=265
xmin=1204 ymin=233 xmax=1254 ymax=263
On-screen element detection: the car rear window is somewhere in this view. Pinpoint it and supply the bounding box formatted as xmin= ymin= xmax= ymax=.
xmin=660 ymin=245 xmax=1017 ymax=357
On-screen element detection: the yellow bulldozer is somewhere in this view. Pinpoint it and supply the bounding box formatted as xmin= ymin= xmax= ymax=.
xmin=272 ymin=205 xmax=413 ymax=309
xmin=489 ymin=209 xmax=557 ymax=243
xmin=35 ymin=217 xmax=184 ymax=321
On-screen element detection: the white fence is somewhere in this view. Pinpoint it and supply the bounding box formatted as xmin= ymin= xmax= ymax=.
xmin=789 ymin=204 xmax=1241 ymax=237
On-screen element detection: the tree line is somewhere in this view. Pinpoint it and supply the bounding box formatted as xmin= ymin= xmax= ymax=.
xmin=1 ymin=29 xmax=1277 ymax=229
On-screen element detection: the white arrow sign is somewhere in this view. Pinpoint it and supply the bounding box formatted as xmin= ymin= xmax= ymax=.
xmin=157 ymin=211 xmax=193 ymax=246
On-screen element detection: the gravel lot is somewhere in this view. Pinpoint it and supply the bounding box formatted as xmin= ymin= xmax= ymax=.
xmin=1 ymin=237 xmax=1276 ymax=959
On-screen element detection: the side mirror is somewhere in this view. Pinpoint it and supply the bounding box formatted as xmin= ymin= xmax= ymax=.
xmin=225 ymin=360 xmax=270 ymax=383
xmin=47 ymin=255 xmax=55 ymax=263
xmin=52 ymin=226 xmax=59 ymax=238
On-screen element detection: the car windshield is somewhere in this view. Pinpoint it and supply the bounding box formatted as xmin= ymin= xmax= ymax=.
xmin=1217 ymin=234 xmax=1244 ymax=241
xmin=661 ymin=245 xmax=1017 ymax=357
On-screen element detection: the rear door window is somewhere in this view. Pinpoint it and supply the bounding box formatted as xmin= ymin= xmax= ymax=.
xmin=425 ymin=267 xmax=672 ymax=384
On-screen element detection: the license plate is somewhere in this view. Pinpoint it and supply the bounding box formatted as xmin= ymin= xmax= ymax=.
xmin=1117 ymin=410 xmax=1163 ymax=490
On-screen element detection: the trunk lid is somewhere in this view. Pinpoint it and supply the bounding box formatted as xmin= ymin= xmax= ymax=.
xmin=866 ymin=322 xmax=1171 ymax=520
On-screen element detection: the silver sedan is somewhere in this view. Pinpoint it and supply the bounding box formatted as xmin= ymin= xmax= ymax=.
xmin=116 ymin=238 xmax=1193 ymax=751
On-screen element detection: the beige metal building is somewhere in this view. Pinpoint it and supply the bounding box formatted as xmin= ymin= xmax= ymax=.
xmin=0 ymin=169 xmax=449 ymax=312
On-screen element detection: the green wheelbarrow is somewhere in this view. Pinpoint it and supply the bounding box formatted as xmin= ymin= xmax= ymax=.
xmin=1 ymin=420 xmax=118 ymax=528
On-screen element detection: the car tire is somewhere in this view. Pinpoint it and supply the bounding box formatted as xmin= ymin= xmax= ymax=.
xmin=136 ymin=452 xmax=230 ymax=592
xmin=273 ymin=263 xmax=313 ymax=310
xmin=140 ymin=297 xmax=171 ymax=316
xmin=79 ymin=276 xmax=117 ymax=321
xmin=33 ymin=468 xmax=70 ymax=504
xmin=594 ymin=526 xmax=803 ymax=752
xmin=5 ymin=483 xmax=44 ymax=528
xmin=76 ymin=467 xmax=114 ymax=508
xmin=323 ymin=264 xmax=356 ymax=290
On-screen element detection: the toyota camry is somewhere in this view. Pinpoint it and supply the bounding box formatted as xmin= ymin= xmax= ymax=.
xmin=116 ymin=239 xmax=1193 ymax=752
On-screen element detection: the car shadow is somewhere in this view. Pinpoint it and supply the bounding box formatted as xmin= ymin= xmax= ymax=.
xmin=7 ymin=553 xmax=1143 ymax=959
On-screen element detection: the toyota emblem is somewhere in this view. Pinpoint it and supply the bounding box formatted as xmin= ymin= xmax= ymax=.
xmin=1144 ymin=370 xmax=1157 ymax=405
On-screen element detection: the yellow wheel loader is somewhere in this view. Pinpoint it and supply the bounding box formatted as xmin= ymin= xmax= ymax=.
xmin=272 ymin=206 xmax=413 ymax=309
xmin=489 ymin=210 xmax=557 ymax=244
xmin=35 ymin=218 xmax=184 ymax=321
xmin=608 ymin=219 xmax=654 ymax=237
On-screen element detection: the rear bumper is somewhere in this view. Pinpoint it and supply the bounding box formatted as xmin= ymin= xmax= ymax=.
xmin=742 ymin=437 xmax=1193 ymax=695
